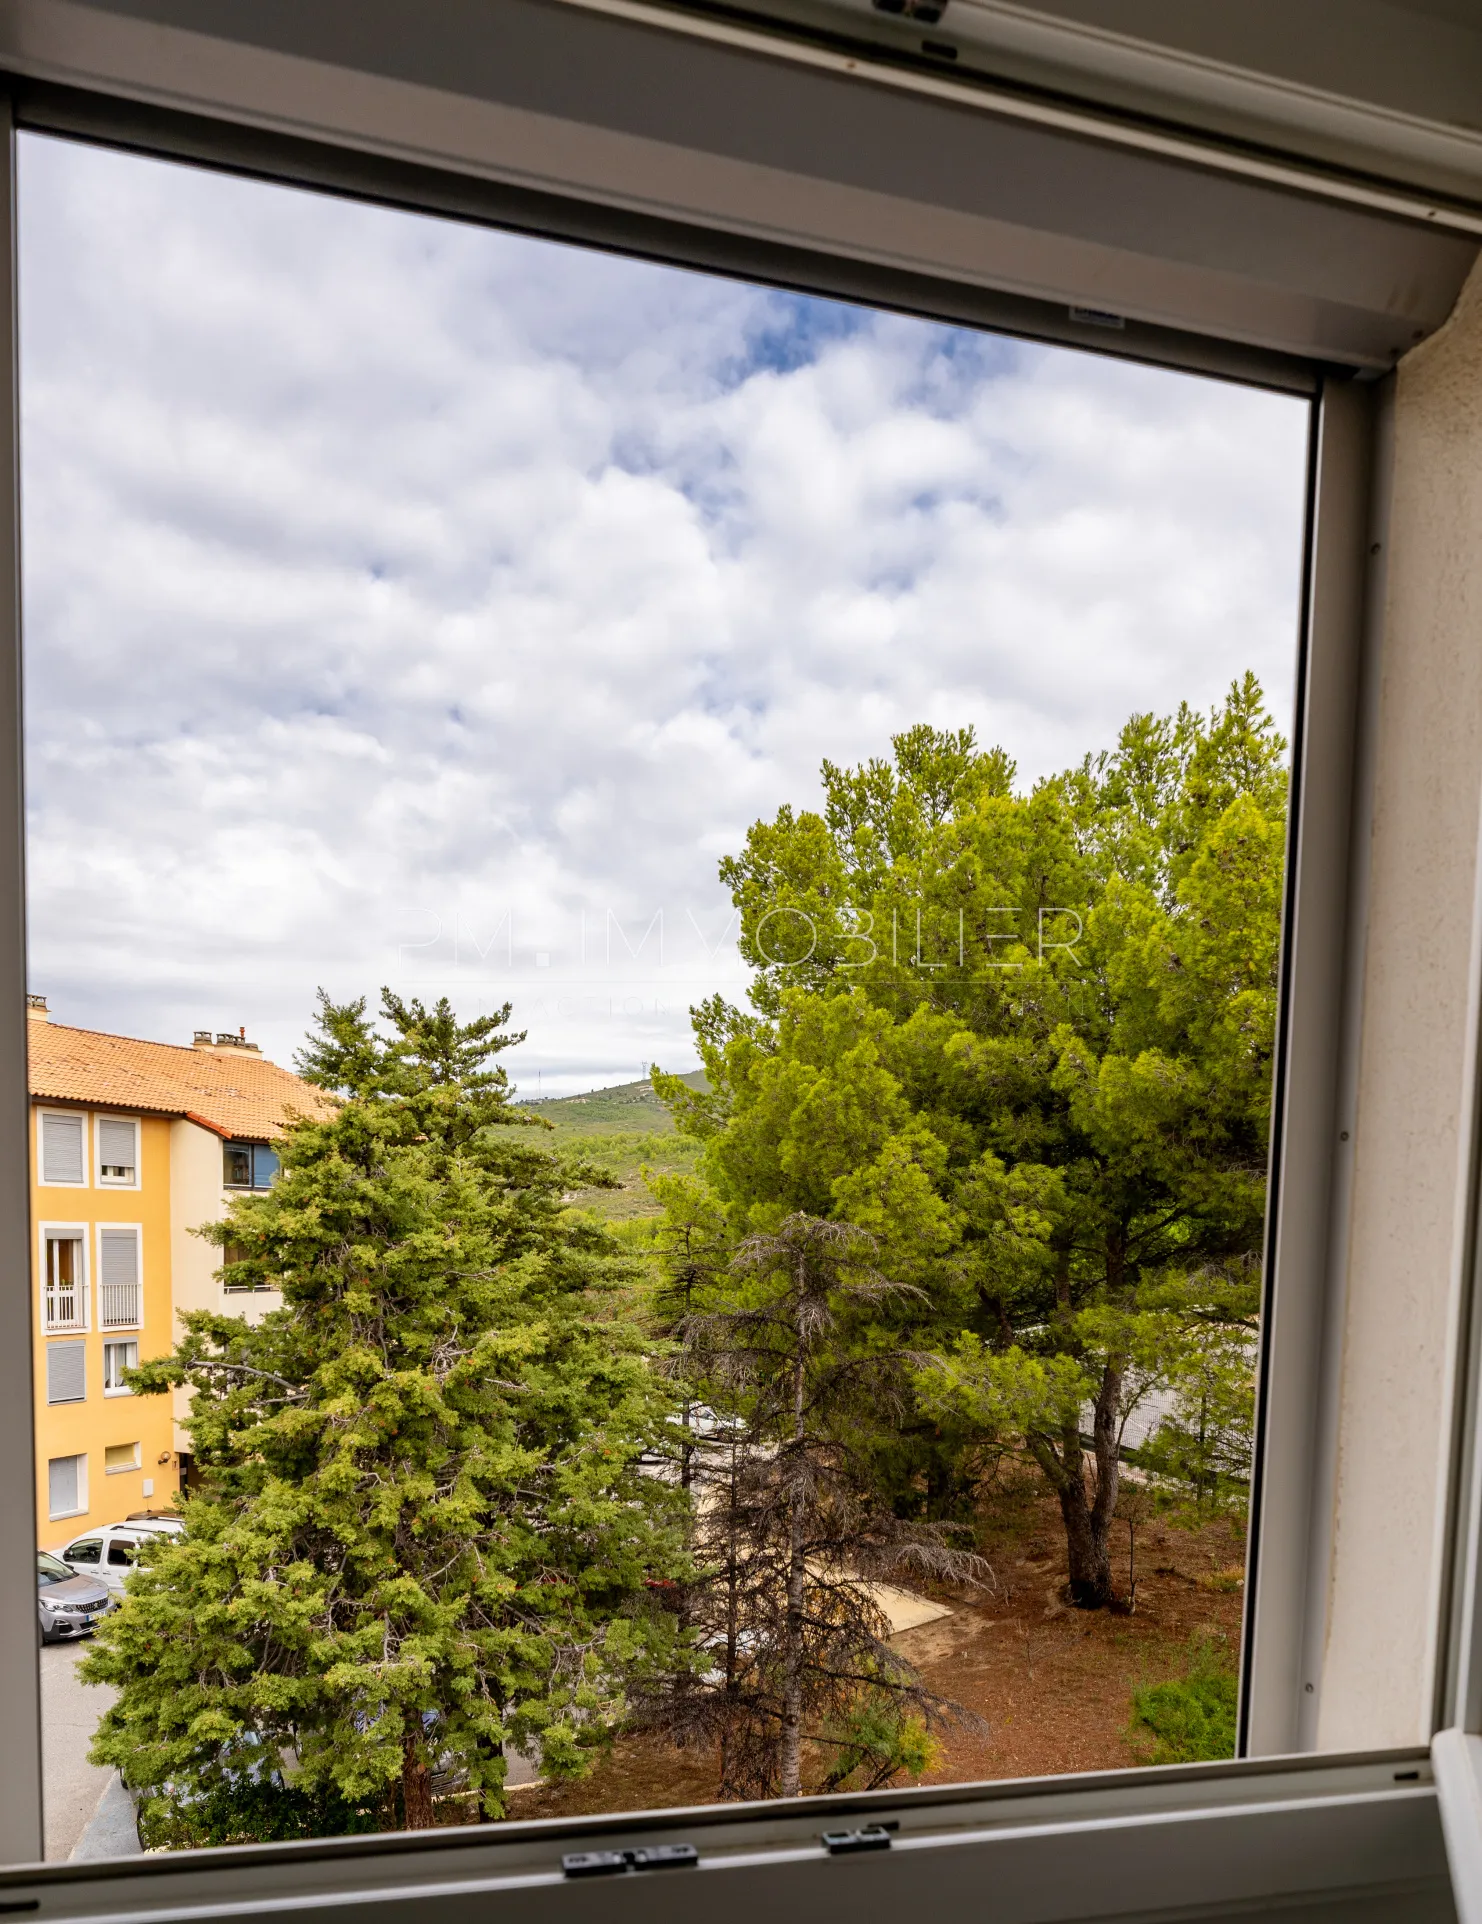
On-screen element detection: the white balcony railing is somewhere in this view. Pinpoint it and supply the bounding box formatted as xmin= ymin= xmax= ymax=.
xmin=98 ymin=1278 xmax=141 ymax=1328
xmin=43 ymin=1277 xmax=84 ymax=1332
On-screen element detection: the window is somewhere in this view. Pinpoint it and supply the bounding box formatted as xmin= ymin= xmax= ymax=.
xmin=44 ymin=1340 xmax=85 ymax=1406
xmin=62 ymin=1537 xmax=101 ymax=1566
xmin=5 ymin=0 xmax=1482 ymax=1909
xmin=104 ymin=1442 xmax=140 ymax=1475
xmin=103 ymin=1338 xmax=138 ymax=1394
xmin=14 ymin=123 xmax=1318 ymax=1851
xmin=106 ymin=1536 xmax=137 ymax=1567
xmin=224 ymin=1141 xmax=279 ymax=1190
xmin=97 ymin=1226 xmax=141 ymax=1328
xmin=36 ymin=1551 xmax=71 ymax=1587
xmin=48 ymin=1454 xmax=87 ymax=1522
xmin=38 ymin=1109 xmax=85 ymax=1186
xmin=40 ymin=1228 xmax=86 ymax=1332
xmin=221 ymin=1240 xmax=272 ymax=1295
xmin=96 ymin=1115 xmax=138 ymax=1185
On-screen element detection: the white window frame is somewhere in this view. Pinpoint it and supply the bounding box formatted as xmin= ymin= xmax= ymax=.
xmin=46 ymin=1451 xmax=87 ymax=1524
xmin=93 ymin=1111 xmax=140 ymax=1188
xmin=103 ymin=1440 xmax=140 ymax=1475
xmin=35 ymin=1104 xmax=88 ymax=1188
xmin=37 ymin=1220 xmax=88 ymax=1334
xmin=94 ymin=1221 xmax=143 ymax=1331
xmin=0 ymin=1 xmax=1480 ymax=1909
xmin=102 ymin=1336 xmax=138 ymax=1397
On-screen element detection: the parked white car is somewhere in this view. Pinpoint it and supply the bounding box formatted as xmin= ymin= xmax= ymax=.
xmin=56 ymin=1516 xmax=184 ymax=1595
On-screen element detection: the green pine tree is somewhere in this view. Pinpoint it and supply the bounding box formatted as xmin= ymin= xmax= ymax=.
xmin=84 ymin=990 xmax=689 ymax=1842
xmin=654 ymin=680 xmax=1279 ymax=1608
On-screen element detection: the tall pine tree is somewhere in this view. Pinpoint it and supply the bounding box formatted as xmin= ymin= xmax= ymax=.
xmin=85 ymin=991 xmax=688 ymax=1842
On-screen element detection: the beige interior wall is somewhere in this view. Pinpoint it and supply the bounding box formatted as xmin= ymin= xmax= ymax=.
xmin=1318 ymin=257 xmax=1482 ymax=1747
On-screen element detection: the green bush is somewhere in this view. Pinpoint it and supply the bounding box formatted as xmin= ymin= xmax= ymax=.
xmin=1128 ymin=1638 xmax=1237 ymax=1764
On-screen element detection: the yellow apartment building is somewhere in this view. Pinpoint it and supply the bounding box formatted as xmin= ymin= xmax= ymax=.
xmin=27 ymin=996 xmax=332 ymax=1550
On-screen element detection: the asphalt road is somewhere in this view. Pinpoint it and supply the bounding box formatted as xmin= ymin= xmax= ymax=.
xmin=41 ymin=1639 xmax=119 ymax=1861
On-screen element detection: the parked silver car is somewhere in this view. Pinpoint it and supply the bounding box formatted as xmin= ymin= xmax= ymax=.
xmin=37 ymin=1550 xmax=110 ymax=1643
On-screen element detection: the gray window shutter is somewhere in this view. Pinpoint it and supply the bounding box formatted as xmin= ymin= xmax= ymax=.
xmin=46 ymin=1341 xmax=86 ymax=1405
xmin=41 ymin=1112 xmax=84 ymax=1185
xmin=98 ymin=1117 xmax=137 ymax=1178
xmin=47 ymin=1455 xmax=79 ymax=1518
xmin=100 ymin=1228 xmax=139 ymax=1290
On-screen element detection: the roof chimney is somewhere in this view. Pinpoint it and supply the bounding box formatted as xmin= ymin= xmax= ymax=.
xmin=26 ymin=994 xmax=49 ymax=1021
xmin=193 ymin=1027 xmax=262 ymax=1054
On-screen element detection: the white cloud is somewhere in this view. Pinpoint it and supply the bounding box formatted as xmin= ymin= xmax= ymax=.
xmin=19 ymin=134 xmax=1309 ymax=1094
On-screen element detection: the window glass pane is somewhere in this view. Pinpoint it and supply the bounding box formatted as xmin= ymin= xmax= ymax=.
xmin=63 ymin=1537 xmax=101 ymax=1565
xmin=20 ymin=131 xmax=1308 ymax=1849
xmin=104 ymin=1339 xmax=139 ymax=1391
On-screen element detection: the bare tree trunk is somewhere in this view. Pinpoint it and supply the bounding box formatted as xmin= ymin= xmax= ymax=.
xmin=778 ymin=1309 xmax=808 ymax=1799
xmin=1057 ymin=1468 xmax=1114 ymax=1607
xmin=1052 ymin=1355 xmax=1124 ymax=1608
xmin=402 ymin=1731 xmax=435 ymax=1830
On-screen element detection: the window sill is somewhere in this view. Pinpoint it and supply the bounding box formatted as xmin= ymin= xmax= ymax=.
xmin=102 ymin=1387 xmax=132 ymax=1398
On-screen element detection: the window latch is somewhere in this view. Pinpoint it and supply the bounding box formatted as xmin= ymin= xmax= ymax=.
xmin=562 ymin=1845 xmax=699 ymax=1877
xmin=821 ymin=1822 xmax=897 ymax=1855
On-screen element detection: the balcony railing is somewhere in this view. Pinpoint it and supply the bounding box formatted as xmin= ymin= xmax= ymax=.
xmin=43 ymin=1281 xmax=84 ymax=1332
xmin=98 ymin=1279 xmax=141 ymax=1328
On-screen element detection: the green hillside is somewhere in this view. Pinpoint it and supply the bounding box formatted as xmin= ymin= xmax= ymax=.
xmin=515 ymin=1070 xmax=706 ymax=1222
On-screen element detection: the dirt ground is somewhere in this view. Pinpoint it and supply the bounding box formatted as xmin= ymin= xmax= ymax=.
xmin=510 ymin=1483 xmax=1247 ymax=1820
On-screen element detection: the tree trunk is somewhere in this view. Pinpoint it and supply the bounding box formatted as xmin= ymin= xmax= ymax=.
xmin=1057 ymin=1472 xmax=1114 ymax=1607
xmin=402 ymin=1732 xmax=435 ymax=1830
xmin=1047 ymin=1357 xmax=1124 ymax=1609
xmin=778 ymin=1329 xmax=808 ymax=1799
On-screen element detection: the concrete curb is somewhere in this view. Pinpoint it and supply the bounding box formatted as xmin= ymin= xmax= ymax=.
xmin=69 ymin=1772 xmax=141 ymax=1860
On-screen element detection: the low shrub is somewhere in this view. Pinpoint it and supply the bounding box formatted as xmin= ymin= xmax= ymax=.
xmin=1127 ymin=1637 xmax=1237 ymax=1765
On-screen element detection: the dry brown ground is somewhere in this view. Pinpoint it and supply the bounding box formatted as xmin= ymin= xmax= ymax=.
xmin=510 ymin=1483 xmax=1247 ymax=1821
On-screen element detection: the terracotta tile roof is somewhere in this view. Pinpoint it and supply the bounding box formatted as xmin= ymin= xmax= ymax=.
xmin=27 ymin=1021 xmax=336 ymax=1140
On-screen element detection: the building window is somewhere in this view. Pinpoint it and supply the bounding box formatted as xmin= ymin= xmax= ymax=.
xmin=104 ymin=1442 xmax=141 ymax=1475
xmin=48 ymin=1453 xmax=87 ymax=1521
xmin=45 ymin=1339 xmax=85 ymax=1405
xmin=39 ymin=1109 xmax=86 ymax=1186
xmin=96 ymin=1115 xmax=138 ymax=1185
xmin=103 ymin=1339 xmax=138 ymax=1394
xmin=97 ymin=1225 xmax=142 ymax=1328
xmin=41 ymin=1228 xmax=87 ymax=1331
xmin=224 ymin=1141 xmax=280 ymax=1189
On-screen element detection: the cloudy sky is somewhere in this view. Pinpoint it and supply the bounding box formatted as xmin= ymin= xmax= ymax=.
xmin=17 ymin=134 xmax=1311 ymax=1096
